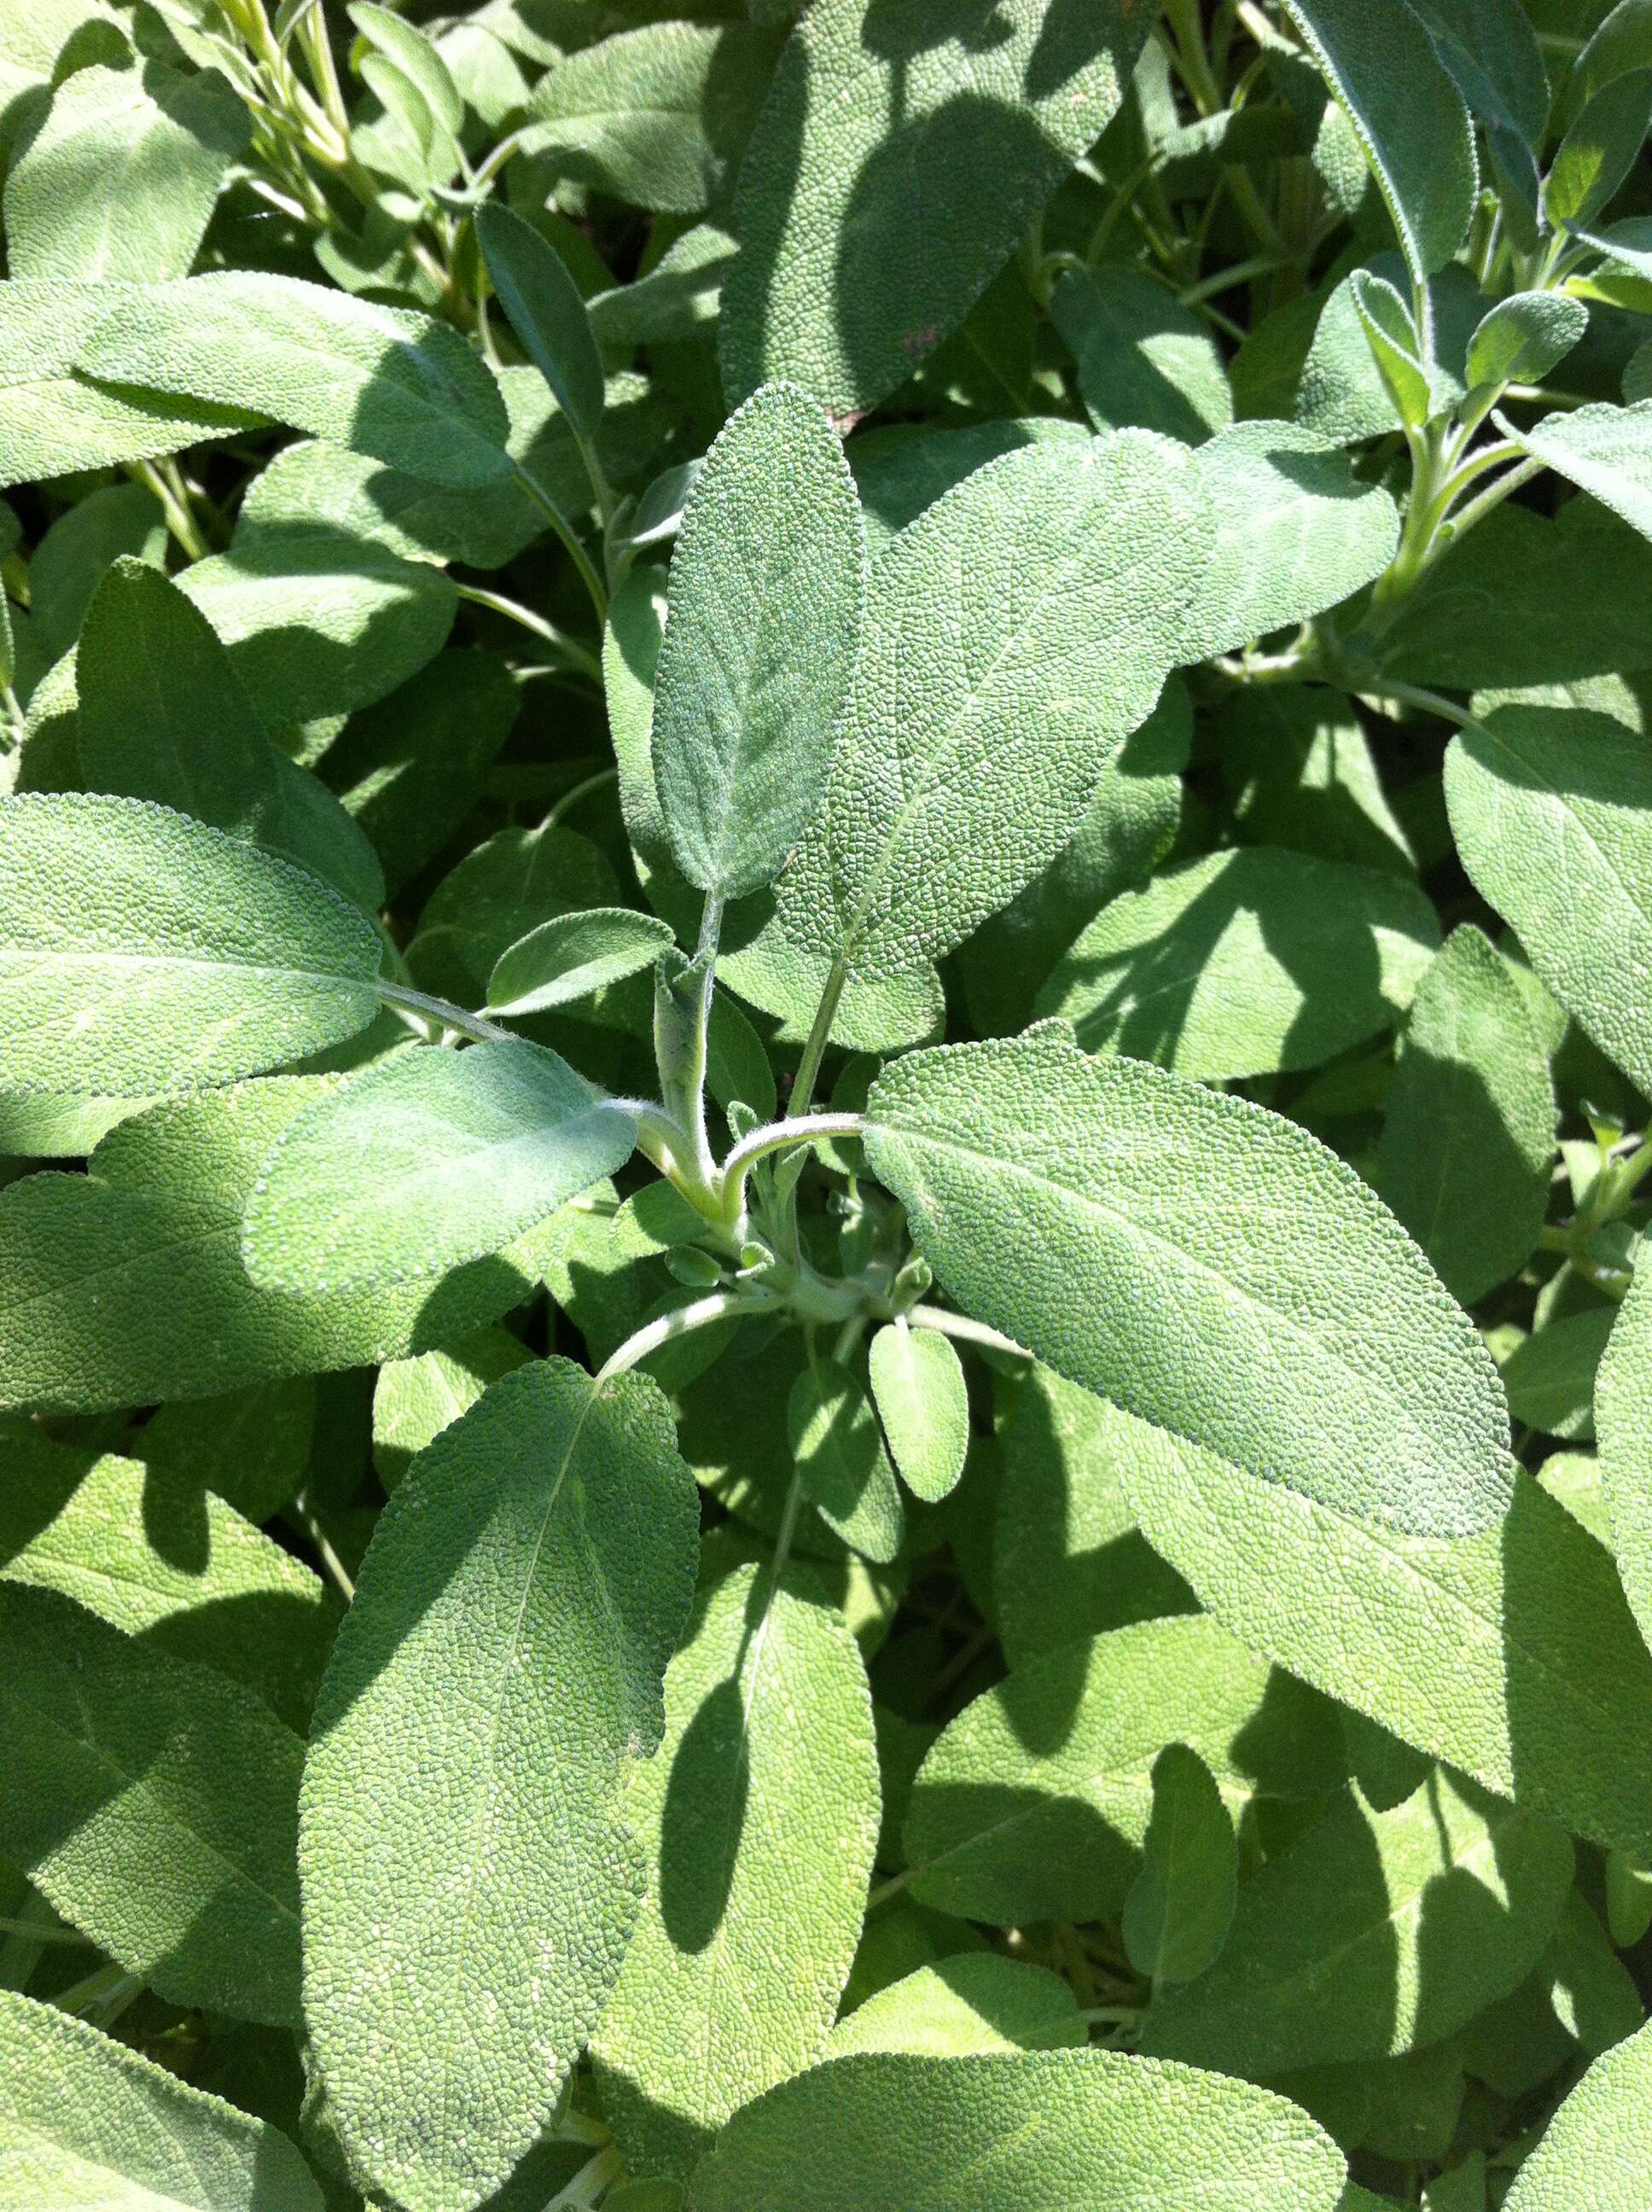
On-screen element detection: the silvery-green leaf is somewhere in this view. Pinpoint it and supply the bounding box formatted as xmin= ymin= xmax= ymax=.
xmin=1052 ymin=265 xmax=1232 ymax=445
xmin=787 ymin=1359 xmax=905 ymax=1565
xmin=864 ymin=1028 xmax=1511 ymax=1536
xmin=1598 ymin=1263 xmax=1652 ymax=1656
xmin=1465 ymin=292 xmax=1590 ymax=391
xmin=1545 ymin=69 xmax=1652 ymax=229
xmin=1499 ymin=1307 xmax=1614 ymax=1442
xmin=1496 ymin=399 xmax=1652 ymax=551
xmin=300 ymin=1359 xmax=699 ymax=2212
xmin=474 ymin=201 xmax=605 ymax=446
xmin=867 ymin=1321 xmax=968 ymax=1504
xmin=1122 ymin=1743 xmax=1238 ymax=1988
xmin=488 ymin=907 xmax=678 ymax=1016
xmin=371 ymin=1325 xmax=532 ymax=1493
xmin=1502 ymin=2019 xmax=1652 ymax=2211
xmin=824 ymin=1957 xmax=1085 ymax=2059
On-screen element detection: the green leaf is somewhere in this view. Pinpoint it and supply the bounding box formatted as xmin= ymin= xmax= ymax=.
xmin=1497 ymin=399 xmax=1652 ymax=554
xmin=1465 ymin=292 xmax=1589 ymax=390
xmin=867 ymin=1321 xmax=969 ymax=1504
xmin=474 ymin=202 xmax=605 ymax=448
xmin=371 ymin=1325 xmax=532 ymax=1492
xmin=1500 ymin=1307 xmax=1614 ymax=1441
xmin=300 ymin=1359 xmax=699 ymax=2212
xmin=688 ymin=2049 xmax=1347 ymax=2212
xmin=1405 ymin=0 xmax=1550 ymax=148
xmin=824 ymin=1956 xmax=1085 ymax=2059
xmin=650 ymin=382 xmax=864 ymax=902
xmin=1349 ymin=272 xmax=1434 ymax=427
xmin=1141 ymin=1773 xmax=1572 ymax=2073
xmin=1502 ymin=2018 xmax=1652 ymax=2210
xmin=242 ymin=1040 xmax=637 ymax=1295
xmin=521 ymin=21 xmax=782 ymax=215
xmin=0 ymin=1991 xmax=323 ymax=2212
xmin=864 ymin=1028 xmax=1511 ymax=1536
xmin=0 ymin=1426 xmax=331 ymax=1731
xmin=0 ymin=280 xmax=259 ymax=489
xmin=78 ymin=558 xmax=385 ymax=911
xmin=1598 ymin=1264 xmax=1652 ymax=1656
xmin=0 ymin=1582 xmax=302 ymax=2024
xmin=777 ymin=434 xmax=1211 ymax=977
xmin=1052 ymin=266 xmax=1232 ymax=445
xmin=1545 ymin=69 xmax=1652 ymax=228
xmin=593 ymin=1563 xmax=879 ymax=2180
xmin=787 ymin=1359 xmax=905 ymax=1565
xmin=0 ymin=794 xmax=383 ymax=1097
xmin=1373 ymin=925 xmax=1558 ymax=1306
xmin=1118 ymin=1409 xmax=1652 ymax=1857
xmin=1445 ymin=703 xmax=1652 ymax=1093
xmin=1216 ymin=686 xmax=1416 ymax=876
xmin=350 ymin=2 xmax=463 ymax=134
xmin=1033 ymin=846 xmax=1437 ymax=1080
xmin=1279 ymin=0 xmax=1478 ymax=281
xmin=75 ymin=273 xmax=513 ymax=489
xmin=1122 ymin=1743 xmax=1238 ymax=1988
xmin=723 ymin=0 xmax=1153 ymax=419
xmin=487 ymin=907 xmax=678 ymax=1015
xmin=136 ymin=1375 xmax=316 ymax=1526
xmin=0 ymin=1078 xmax=560 ymax=1412
xmin=903 ymin=1612 xmax=1345 ymax=1926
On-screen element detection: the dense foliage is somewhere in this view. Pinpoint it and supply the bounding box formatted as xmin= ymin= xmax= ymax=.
xmin=3 ymin=0 xmax=1652 ymax=2206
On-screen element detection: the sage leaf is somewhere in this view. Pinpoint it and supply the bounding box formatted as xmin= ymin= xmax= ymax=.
xmin=1122 ymin=1743 xmax=1238 ymax=1988
xmin=487 ymin=907 xmax=678 ymax=1015
xmin=1140 ymin=1773 xmax=1573 ymax=2074
xmin=0 ymin=794 xmax=383 ymax=1097
xmin=1502 ymin=2018 xmax=1652 ymax=2210
xmin=1594 ymin=1264 xmax=1652 ymax=1654
xmin=777 ymin=434 xmax=1212 ymax=977
xmin=650 ymin=382 xmax=864 ymax=901
xmin=1466 ymin=293 xmax=1589 ymax=391
xmin=867 ymin=1321 xmax=969 ymax=1503
xmin=1445 ymin=703 xmax=1652 ymax=1093
xmin=1499 ymin=1307 xmax=1614 ymax=1442
xmin=1052 ymin=265 xmax=1232 ymax=445
xmin=0 ymin=1991 xmax=323 ymax=2212
xmin=300 ymin=1359 xmax=698 ymax=2212
xmin=688 ymin=2049 xmax=1347 ymax=2212
xmin=1118 ymin=1409 xmax=1652 ymax=1857
xmin=1373 ymin=925 xmax=1559 ymax=1305
xmin=371 ymin=1325 xmax=532 ymax=1492
xmin=75 ymin=273 xmax=513 ymax=488
xmin=824 ymin=1956 xmax=1085 ymax=2059
xmin=864 ymin=1027 xmax=1512 ymax=1536
xmin=593 ymin=1563 xmax=880 ymax=2180
xmin=786 ymin=1359 xmax=905 ymax=1565
xmin=1497 ymin=399 xmax=1652 ymax=550
xmin=0 ymin=1582 xmax=303 ymax=2025
xmin=241 ymin=1040 xmax=637 ymax=1294
xmin=723 ymin=0 xmax=1154 ymax=418
xmin=474 ymin=201 xmax=605 ymax=447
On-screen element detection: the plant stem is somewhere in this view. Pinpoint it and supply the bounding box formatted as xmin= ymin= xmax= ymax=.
xmin=903 ymin=1304 xmax=1031 ymax=1359
xmin=125 ymin=457 xmax=209 ymax=562
xmin=791 ymin=958 xmax=849 ymax=1119
xmin=544 ymin=764 xmax=618 ymax=829
xmin=1357 ymin=680 xmax=1478 ymax=730
xmin=591 ymin=1289 xmax=777 ymax=1396
xmin=453 ymin=584 xmax=601 ymax=680
xmin=506 ymin=457 xmax=608 ymax=622
xmin=376 ymin=980 xmax=518 ymax=1045
xmin=718 ymin=1113 xmax=867 ymax=1226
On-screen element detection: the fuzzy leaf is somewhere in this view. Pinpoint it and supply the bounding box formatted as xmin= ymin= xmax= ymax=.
xmin=474 ymin=201 xmax=605 ymax=446
xmin=1502 ymin=2018 xmax=1652 ymax=2210
xmin=786 ymin=1358 xmax=905 ymax=1564
xmin=1596 ymin=1264 xmax=1652 ymax=1656
xmin=1498 ymin=399 xmax=1652 ymax=551
xmin=486 ymin=908 xmax=677 ymax=1014
xmin=867 ymin=1322 xmax=969 ymax=1503
xmin=1122 ymin=1744 xmax=1238 ymax=1988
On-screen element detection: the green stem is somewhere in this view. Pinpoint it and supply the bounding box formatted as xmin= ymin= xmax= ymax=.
xmin=904 ymin=1304 xmax=1031 ymax=1359
xmin=453 ymin=583 xmax=601 ymax=679
xmin=544 ymin=765 xmax=618 ymax=829
xmin=717 ymin=1113 xmax=865 ymax=1227
xmin=590 ymin=1289 xmax=777 ymax=1396
xmin=791 ymin=958 xmax=849 ymax=1119
xmin=506 ymin=457 xmax=608 ymax=622
xmin=376 ymin=980 xmax=516 ymax=1045
xmin=125 ymin=457 xmax=208 ymax=562
xmin=1357 ymin=679 xmax=1477 ymax=729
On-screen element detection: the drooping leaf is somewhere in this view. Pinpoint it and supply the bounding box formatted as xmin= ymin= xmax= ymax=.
xmin=1279 ymin=0 xmax=1478 ymax=281
xmin=0 ymin=1582 xmax=303 ymax=2025
xmin=1445 ymin=703 xmax=1652 ymax=1093
xmin=0 ymin=1080 xmax=560 ymax=1412
xmin=241 ymin=1040 xmax=637 ymax=1294
xmin=1501 ymin=2018 xmax=1652 ymax=2210
xmin=0 ymin=794 xmax=383 ymax=1097
xmin=864 ymin=1027 xmax=1511 ymax=1536
xmin=75 ymin=273 xmax=513 ymax=488
xmin=650 ymin=381 xmax=864 ymax=902
xmin=593 ymin=1563 xmax=880 ymax=2180
xmin=1374 ymin=925 xmax=1558 ymax=1306
xmin=300 ymin=1359 xmax=699 ymax=2212
xmin=867 ymin=1322 xmax=969 ymax=1503
xmin=0 ymin=1992 xmax=323 ymax=2212
xmin=722 ymin=0 xmax=1154 ymax=419
xmin=1118 ymin=1407 xmax=1652 ymax=1857
xmin=777 ymin=434 xmax=1212 ymax=978
xmin=1122 ymin=1743 xmax=1239 ymax=1988
xmin=902 ymin=1613 xmax=1345 ymax=1926
xmin=687 ymin=2049 xmax=1347 ymax=2212
xmin=474 ymin=201 xmax=606 ymax=447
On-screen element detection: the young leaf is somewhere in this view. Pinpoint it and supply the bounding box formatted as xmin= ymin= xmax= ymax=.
xmin=1544 ymin=68 xmax=1652 ymax=228
xmin=1349 ymin=272 xmax=1434 ymax=427
xmin=777 ymin=434 xmax=1212 ymax=977
xmin=242 ymin=1040 xmax=637 ymax=1295
xmin=474 ymin=201 xmax=605 ymax=448
xmin=1141 ymin=1773 xmax=1573 ymax=2074
xmin=1373 ymin=926 xmax=1558 ymax=1306
xmin=688 ymin=2049 xmax=1348 ymax=2212
xmin=1118 ymin=1408 xmax=1652 ymax=1857
xmin=487 ymin=906 xmax=677 ymax=1016
xmin=864 ymin=1027 xmax=1512 ymax=1537
xmin=649 ymin=381 xmax=864 ymax=901
xmin=350 ymin=2 xmax=464 ymax=135
xmin=0 ymin=1582 xmax=303 ymax=2025
xmin=723 ymin=0 xmax=1155 ymax=418
xmin=1445 ymin=704 xmax=1652 ymax=1092
xmin=300 ymin=1359 xmax=699 ymax=2212
xmin=0 ymin=1080 xmax=559 ymax=1412
xmin=1501 ymin=2018 xmax=1652 ymax=2210
xmin=786 ymin=1359 xmax=905 ymax=1564
xmin=1122 ymin=1743 xmax=1239 ymax=1988
xmin=1495 ymin=400 xmax=1652 ymax=553
xmin=1465 ymin=293 xmax=1589 ymax=391
xmin=75 ymin=273 xmax=513 ymax=488
xmin=0 ymin=1992 xmax=323 ymax=2212
xmin=867 ymin=1321 xmax=969 ymax=1503
xmin=1279 ymin=0 xmax=1478 ymax=282
xmin=593 ymin=1563 xmax=880 ymax=2180
xmin=1032 ymin=847 xmax=1438 ymax=1080
xmin=1596 ymin=1263 xmax=1652 ymax=1656
xmin=903 ymin=1614 xmax=1344 ymax=1927
xmin=0 ymin=794 xmax=383 ymax=1096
